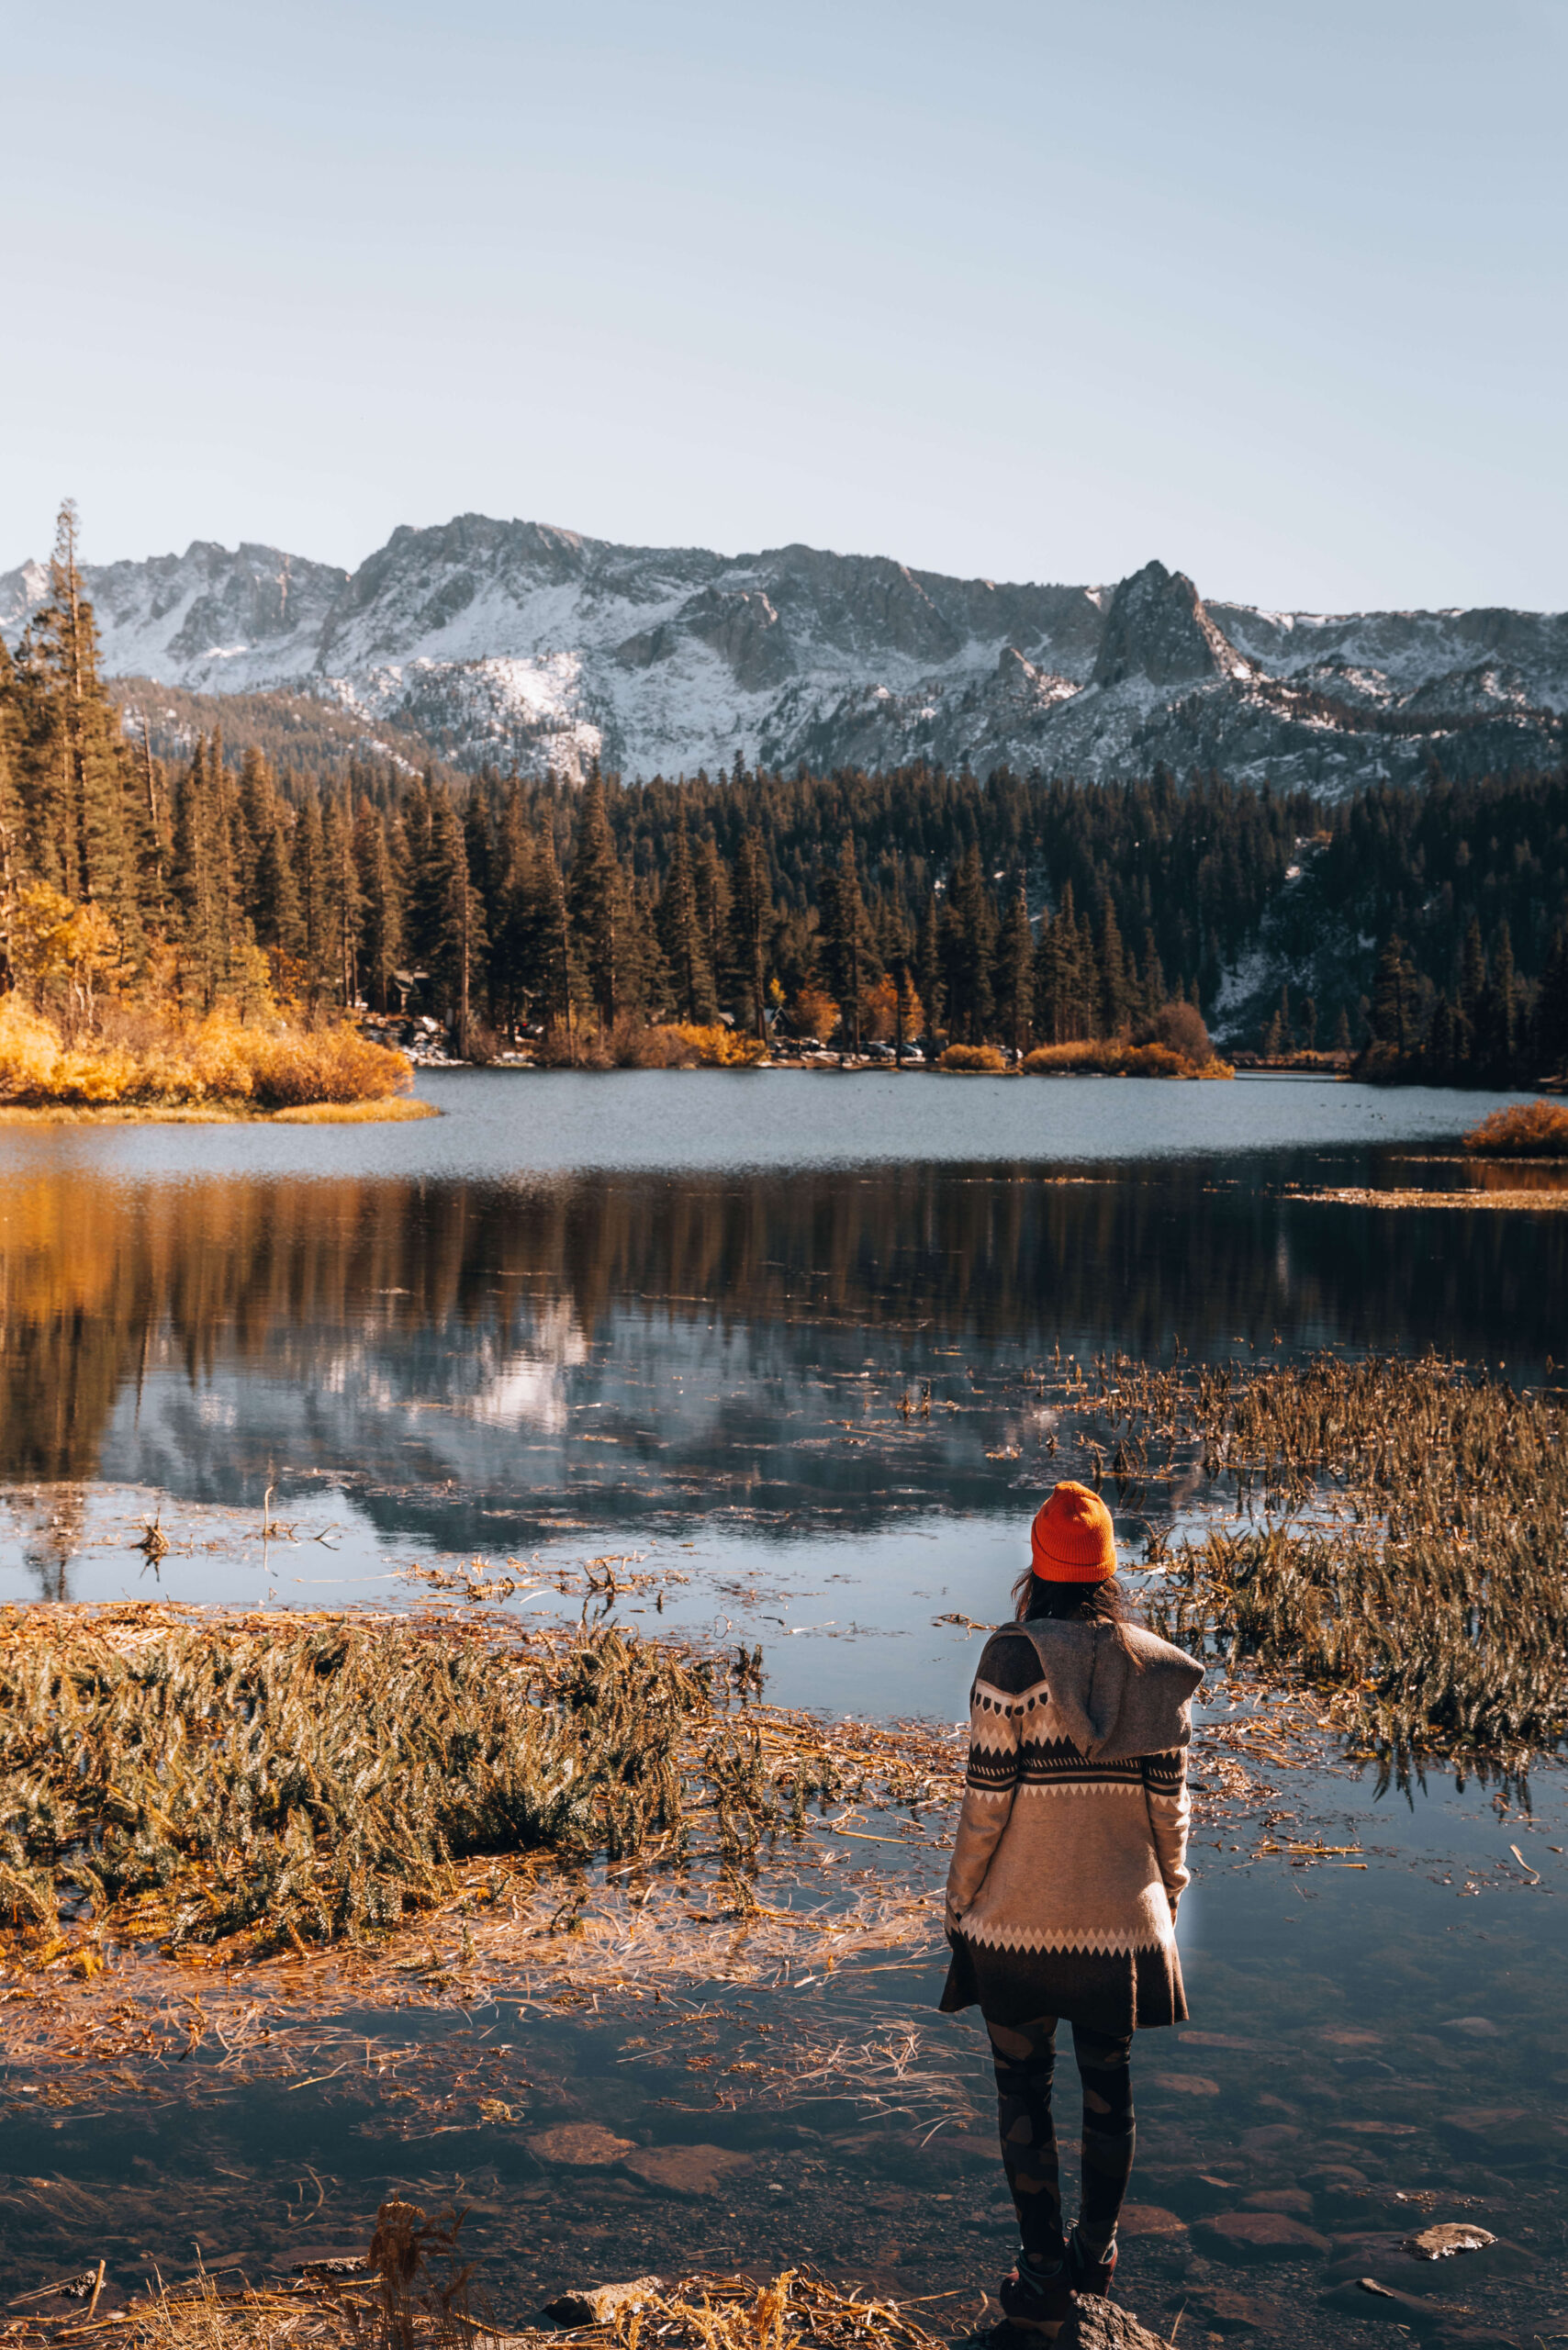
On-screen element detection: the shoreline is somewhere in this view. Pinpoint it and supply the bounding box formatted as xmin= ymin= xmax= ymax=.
xmin=0 ymin=1096 xmax=439 ymax=1125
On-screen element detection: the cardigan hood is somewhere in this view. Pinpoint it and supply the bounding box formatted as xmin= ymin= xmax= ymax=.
xmin=1010 ymin=1617 xmax=1204 ymax=1762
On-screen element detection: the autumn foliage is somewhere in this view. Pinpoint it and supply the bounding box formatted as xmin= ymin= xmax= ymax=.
xmin=1462 ymin=1100 xmax=1568 ymax=1156
xmin=0 ymin=880 xmax=409 ymax=1110
xmin=1022 ymin=1038 xmax=1231 ymax=1079
xmin=0 ymin=992 xmax=410 ymax=1109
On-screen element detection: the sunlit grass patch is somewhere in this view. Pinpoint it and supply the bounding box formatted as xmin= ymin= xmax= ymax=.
xmin=1068 ymin=1349 xmax=1568 ymax=1778
xmin=0 ymin=1610 xmax=946 ymax=1968
xmin=270 ymin=1097 xmax=438 ymax=1123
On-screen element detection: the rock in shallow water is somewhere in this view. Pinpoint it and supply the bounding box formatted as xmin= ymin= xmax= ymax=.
xmin=1197 ymin=2210 xmax=1331 ymax=2262
xmin=1191 ymin=2288 xmax=1288 ymax=2335
xmin=622 ymin=2145 xmax=753 ymax=2198
xmin=1320 ymin=2276 xmax=1462 ymax=2333
xmin=1404 ymin=2223 xmax=1498 ymax=2260
xmin=527 ymin=2123 xmax=637 ymax=2167
xmin=1240 ymin=2188 xmax=1314 ymax=2220
xmin=1115 ymin=2204 xmax=1188 ymax=2240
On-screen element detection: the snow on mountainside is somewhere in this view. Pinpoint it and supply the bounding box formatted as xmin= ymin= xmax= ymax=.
xmin=2 ymin=515 xmax=1563 ymax=791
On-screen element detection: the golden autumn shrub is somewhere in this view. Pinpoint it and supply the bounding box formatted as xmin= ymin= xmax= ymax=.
xmin=1022 ymin=1039 xmax=1233 ymax=1080
xmin=0 ymin=991 xmax=410 ymax=1109
xmin=666 ymin=1023 xmax=767 ymax=1067
xmin=1462 ymin=1100 xmax=1568 ymax=1156
xmin=938 ymin=1043 xmax=1006 ymax=1072
xmin=239 ymin=1021 xmax=413 ymax=1107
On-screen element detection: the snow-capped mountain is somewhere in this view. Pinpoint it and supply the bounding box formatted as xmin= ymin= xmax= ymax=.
xmin=2 ymin=515 xmax=1562 ymax=791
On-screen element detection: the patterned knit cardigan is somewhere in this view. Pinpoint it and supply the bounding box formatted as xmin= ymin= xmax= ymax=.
xmin=940 ymin=1616 xmax=1204 ymax=2035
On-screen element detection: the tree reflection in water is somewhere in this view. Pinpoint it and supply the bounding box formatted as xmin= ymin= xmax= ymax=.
xmin=3 ymin=1154 xmax=1562 ymax=1595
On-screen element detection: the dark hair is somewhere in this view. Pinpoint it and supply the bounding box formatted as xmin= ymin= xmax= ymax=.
xmin=1010 ymin=1568 xmax=1126 ymax=1625
xmin=1009 ymin=1567 xmax=1143 ymax=1662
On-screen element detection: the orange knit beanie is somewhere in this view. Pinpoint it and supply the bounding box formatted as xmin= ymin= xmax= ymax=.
xmin=1030 ymin=1480 xmax=1117 ymax=1583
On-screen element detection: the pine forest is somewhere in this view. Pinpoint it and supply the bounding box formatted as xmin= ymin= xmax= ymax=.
xmin=3 ymin=506 xmax=1566 ymax=1094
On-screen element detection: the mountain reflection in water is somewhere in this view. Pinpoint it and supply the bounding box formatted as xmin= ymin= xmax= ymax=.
xmin=3 ymin=1149 xmax=1564 ymax=1595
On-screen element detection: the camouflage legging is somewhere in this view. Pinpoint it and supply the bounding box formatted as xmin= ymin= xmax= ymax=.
xmin=986 ymin=2014 xmax=1136 ymax=2262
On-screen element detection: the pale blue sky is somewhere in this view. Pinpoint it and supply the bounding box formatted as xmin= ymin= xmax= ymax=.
xmin=4 ymin=0 xmax=1563 ymax=610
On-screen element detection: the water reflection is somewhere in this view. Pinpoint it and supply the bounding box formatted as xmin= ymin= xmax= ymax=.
xmin=4 ymin=1153 xmax=1565 ymax=1593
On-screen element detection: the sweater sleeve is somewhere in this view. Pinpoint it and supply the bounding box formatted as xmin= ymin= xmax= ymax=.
xmin=945 ymin=1635 xmax=1037 ymax=1921
xmin=1140 ymin=1747 xmax=1191 ymax=1912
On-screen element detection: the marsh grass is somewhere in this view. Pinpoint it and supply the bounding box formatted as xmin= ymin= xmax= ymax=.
xmin=2 ymin=2258 xmax=955 ymax=2350
xmin=0 ymin=1612 xmax=927 ymax=1964
xmin=1058 ymin=1349 xmax=1568 ymax=1776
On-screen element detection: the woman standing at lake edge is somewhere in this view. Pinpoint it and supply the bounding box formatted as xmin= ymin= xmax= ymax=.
xmin=942 ymin=1483 xmax=1204 ymax=2331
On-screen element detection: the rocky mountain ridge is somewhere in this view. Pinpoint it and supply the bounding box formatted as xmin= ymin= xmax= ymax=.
xmin=3 ymin=515 xmax=1562 ymax=791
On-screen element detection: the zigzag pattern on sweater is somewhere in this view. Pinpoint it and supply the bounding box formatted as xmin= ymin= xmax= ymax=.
xmin=961 ymin=1920 xmax=1172 ymax=1957
xmin=965 ymin=1727 xmax=1153 ymax=1795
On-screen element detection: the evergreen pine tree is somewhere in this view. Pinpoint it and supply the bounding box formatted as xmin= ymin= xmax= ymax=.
xmin=487 ymin=784 xmax=537 ymax=1035
xmin=1138 ymin=927 xmax=1166 ymax=1021
xmin=0 ymin=652 xmax=23 ymax=985
xmin=821 ymin=835 xmax=877 ymax=1050
xmin=321 ymin=792 xmax=364 ymax=1006
xmin=1458 ymin=917 xmax=1487 ymax=1044
xmin=401 ymin=776 xmax=440 ymax=974
xmin=942 ymin=844 xmax=995 ymax=1044
xmin=992 ymin=885 xmax=1034 ymax=1054
xmin=169 ymin=740 xmax=228 ymax=1010
xmin=1368 ymin=934 xmax=1417 ymax=1060
xmin=1534 ymin=923 xmax=1568 ymax=1078
xmin=658 ymin=816 xmax=715 ymax=1021
xmin=1482 ymin=922 xmax=1518 ymax=1081
xmin=570 ymin=769 xmax=623 ymax=1029
xmin=354 ymin=800 xmax=402 ymax=1013
xmin=13 ymin=501 xmax=144 ymax=949
xmin=428 ymin=788 xmax=487 ymax=1049
xmin=915 ymin=891 xmax=944 ymax=1035
xmin=729 ymin=824 xmax=772 ymax=1043
xmin=296 ymin=789 xmax=331 ymax=1011
xmin=1096 ymin=889 xmax=1132 ymax=1036
xmin=536 ymin=822 xmax=577 ymax=1037
xmin=251 ymin=783 xmax=304 ymax=968
xmin=693 ymin=833 xmax=733 ymax=1004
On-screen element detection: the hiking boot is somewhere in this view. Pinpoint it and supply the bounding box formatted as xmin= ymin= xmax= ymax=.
xmin=1067 ymin=2225 xmax=1117 ymax=2300
xmin=997 ymin=2255 xmax=1073 ymax=2335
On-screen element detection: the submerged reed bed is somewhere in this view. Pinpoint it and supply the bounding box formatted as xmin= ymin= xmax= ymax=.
xmin=0 ymin=1609 xmax=946 ymax=1970
xmin=1051 ymin=1348 xmax=1568 ymax=1777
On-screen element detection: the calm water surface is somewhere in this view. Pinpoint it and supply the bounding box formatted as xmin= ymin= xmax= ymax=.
xmin=2 ymin=1074 xmax=1563 ymax=2338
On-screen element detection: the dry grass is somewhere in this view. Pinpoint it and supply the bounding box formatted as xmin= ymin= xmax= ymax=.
xmin=271 ymin=1099 xmax=438 ymax=1125
xmin=0 ymin=2255 xmax=958 ymax=2350
xmin=0 ymin=1099 xmax=435 ymax=1126
xmin=1058 ymin=1348 xmax=1568 ymax=1775
xmin=1462 ymin=1099 xmax=1568 ymax=1156
xmin=0 ymin=1609 xmax=951 ymax=1969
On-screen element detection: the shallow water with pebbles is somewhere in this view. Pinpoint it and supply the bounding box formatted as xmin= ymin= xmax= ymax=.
xmin=2 ymin=1075 xmax=1565 ymax=2342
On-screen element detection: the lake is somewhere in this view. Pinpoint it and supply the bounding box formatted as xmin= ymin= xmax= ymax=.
xmin=2 ymin=1072 xmax=1564 ymax=2343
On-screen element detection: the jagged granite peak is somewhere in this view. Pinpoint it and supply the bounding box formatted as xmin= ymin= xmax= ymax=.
xmin=1092 ymin=559 xmax=1247 ymax=689
xmin=1 ymin=515 xmax=1562 ymax=794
